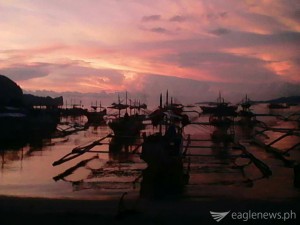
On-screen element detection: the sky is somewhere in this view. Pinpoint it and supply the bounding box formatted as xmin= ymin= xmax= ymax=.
xmin=0 ymin=0 xmax=300 ymax=104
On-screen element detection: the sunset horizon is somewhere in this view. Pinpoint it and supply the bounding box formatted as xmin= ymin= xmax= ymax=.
xmin=1 ymin=0 xmax=300 ymax=103
xmin=1 ymin=1 xmax=300 ymax=223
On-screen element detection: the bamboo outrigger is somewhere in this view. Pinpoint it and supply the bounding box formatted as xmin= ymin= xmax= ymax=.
xmin=52 ymin=93 xmax=300 ymax=197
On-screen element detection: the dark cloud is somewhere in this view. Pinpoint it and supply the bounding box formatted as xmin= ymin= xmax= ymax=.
xmin=169 ymin=15 xmax=186 ymax=22
xmin=135 ymin=30 xmax=300 ymax=53
xmin=150 ymin=27 xmax=170 ymax=34
xmin=293 ymin=10 xmax=300 ymax=21
xmin=219 ymin=12 xmax=228 ymax=18
xmin=1 ymin=62 xmax=125 ymax=87
xmin=162 ymin=51 xmax=279 ymax=83
xmin=52 ymin=65 xmax=125 ymax=85
xmin=172 ymin=52 xmax=261 ymax=67
xmin=141 ymin=15 xmax=161 ymax=22
xmin=209 ymin=28 xmax=231 ymax=36
xmin=224 ymin=30 xmax=300 ymax=48
xmin=205 ymin=11 xmax=228 ymax=21
xmin=0 ymin=63 xmax=51 ymax=81
xmin=275 ymin=82 xmax=300 ymax=97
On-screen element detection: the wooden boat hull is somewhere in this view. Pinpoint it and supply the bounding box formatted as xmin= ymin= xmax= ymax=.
xmin=108 ymin=116 xmax=144 ymax=137
xmin=85 ymin=109 xmax=106 ymax=124
xmin=140 ymin=133 xmax=187 ymax=198
xmin=200 ymin=105 xmax=237 ymax=116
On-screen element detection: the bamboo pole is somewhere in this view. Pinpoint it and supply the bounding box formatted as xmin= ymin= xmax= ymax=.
xmin=53 ymin=156 xmax=98 ymax=181
xmin=52 ymin=133 xmax=112 ymax=166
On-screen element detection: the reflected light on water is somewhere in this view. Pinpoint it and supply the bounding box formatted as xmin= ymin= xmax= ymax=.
xmin=0 ymin=105 xmax=300 ymax=201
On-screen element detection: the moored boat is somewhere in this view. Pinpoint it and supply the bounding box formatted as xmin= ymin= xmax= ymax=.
xmin=85 ymin=102 xmax=107 ymax=124
xmin=107 ymin=93 xmax=145 ymax=152
xmin=200 ymin=93 xmax=237 ymax=116
xmin=140 ymin=124 xmax=188 ymax=198
xmin=268 ymin=103 xmax=290 ymax=109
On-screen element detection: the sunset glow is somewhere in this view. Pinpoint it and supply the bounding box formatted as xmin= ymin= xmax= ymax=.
xmin=0 ymin=0 xmax=299 ymax=101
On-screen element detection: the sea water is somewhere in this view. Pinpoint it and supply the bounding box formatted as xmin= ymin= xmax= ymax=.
xmin=0 ymin=104 xmax=300 ymax=201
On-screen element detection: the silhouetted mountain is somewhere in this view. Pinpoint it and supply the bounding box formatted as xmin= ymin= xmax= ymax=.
xmin=256 ymin=96 xmax=300 ymax=104
xmin=0 ymin=74 xmax=23 ymax=106
xmin=23 ymin=94 xmax=63 ymax=108
xmin=0 ymin=75 xmax=64 ymax=108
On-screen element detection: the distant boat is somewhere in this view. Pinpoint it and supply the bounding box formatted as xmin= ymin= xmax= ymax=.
xmin=129 ymin=101 xmax=147 ymax=111
xmin=85 ymin=102 xmax=107 ymax=124
xmin=108 ymin=113 xmax=144 ymax=137
xmin=85 ymin=108 xmax=106 ymax=124
xmin=148 ymin=92 xmax=189 ymax=127
xmin=240 ymin=94 xmax=252 ymax=110
xmin=108 ymin=93 xmax=145 ymax=152
xmin=268 ymin=103 xmax=289 ymax=109
xmin=238 ymin=95 xmax=255 ymax=118
xmin=60 ymin=104 xmax=87 ymax=117
xmin=108 ymin=92 xmax=145 ymax=139
xmin=200 ymin=93 xmax=237 ymax=116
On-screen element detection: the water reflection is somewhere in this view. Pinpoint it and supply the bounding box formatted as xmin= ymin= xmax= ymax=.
xmin=0 ymin=104 xmax=300 ymax=201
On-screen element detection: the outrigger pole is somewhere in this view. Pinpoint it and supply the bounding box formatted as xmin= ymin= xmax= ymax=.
xmin=52 ymin=133 xmax=112 ymax=166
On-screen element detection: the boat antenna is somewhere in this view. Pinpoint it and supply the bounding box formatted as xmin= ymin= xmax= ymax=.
xmin=160 ymin=93 xmax=162 ymax=109
xmin=159 ymin=93 xmax=163 ymax=134
xmin=166 ymin=89 xmax=169 ymax=107
xmin=129 ymin=99 xmax=132 ymax=116
xmin=126 ymin=91 xmax=128 ymax=113
xmin=138 ymin=100 xmax=141 ymax=113
xmin=118 ymin=93 xmax=121 ymax=118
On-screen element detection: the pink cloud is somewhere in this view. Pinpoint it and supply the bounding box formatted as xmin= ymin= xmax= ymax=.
xmin=0 ymin=0 xmax=299 ymax=101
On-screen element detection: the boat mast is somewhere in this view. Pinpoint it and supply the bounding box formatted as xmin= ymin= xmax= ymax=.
xmin=125 ymin=91 xmax=128 ymax=114
xmin=159 ymin=93 xmax=162 ymax=134
xmin=166 ymin=90 xmax=169 ymax=107
xmin=118 ymin=93 xmax=121 ymax=118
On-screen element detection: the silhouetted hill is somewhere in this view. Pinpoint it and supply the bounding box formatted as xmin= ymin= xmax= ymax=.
xmin=0 ymin=75 xmax=63 ymax=108
xmin=0 ymin=74 xmax=23 ymax=106
xmin=255 ymin=96 xmax=300 ymax=104
xmin=23 ymin=94 xmax=63 ymax=107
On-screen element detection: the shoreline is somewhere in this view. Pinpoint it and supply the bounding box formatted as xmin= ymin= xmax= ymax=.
xmin=1 ymin=195 xmax=299 ymax=225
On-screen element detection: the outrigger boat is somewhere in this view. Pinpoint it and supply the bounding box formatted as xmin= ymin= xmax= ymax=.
xmin=238 ymin=95 xmax=256 ymax=127
xmin=108 ymin=93 xmax=145 ymax=152
xmin=85 ymin=101 xmax=107 ymax=124
xmin=240 ymin=94 xmax=252 ymax=110
xmin=52 ymin=93 xmax=279 ymax=201
xmin=140 ymin=126 xmax=187 ymax=198
xmin=60 ymin=101 xmax=87 ymax=117
xmin=200 ymin=92 xmax=237 ymax=116
xmin=108 ymin=93 xmax=144 ymax=137
xmin=148 ymin=92 xmax=189 ymax=127
xmin=268 ymin=103 xmax=290 ymax=109
xmin=140 ymin=93 xmax=190 ymax=198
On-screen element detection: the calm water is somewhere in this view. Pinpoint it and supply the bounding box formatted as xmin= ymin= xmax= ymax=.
xmin=1 ymin=104 xmax=300 ymax=201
